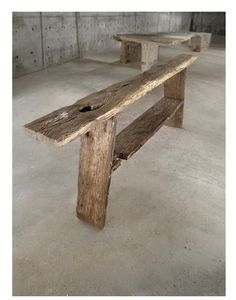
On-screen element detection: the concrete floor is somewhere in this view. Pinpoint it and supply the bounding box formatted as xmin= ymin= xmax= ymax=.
xmin=13 ymin=38 xmax=225 ymax=296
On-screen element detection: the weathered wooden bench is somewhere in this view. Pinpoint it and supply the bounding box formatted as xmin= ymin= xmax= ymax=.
xmin=24 ymin=54 xmax=196 ymax=229
xmin=114 ymin=32 xmax=211 ymax=72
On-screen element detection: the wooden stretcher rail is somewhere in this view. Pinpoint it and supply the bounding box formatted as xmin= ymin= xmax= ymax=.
xmin=111 ymin=97 xmax=184 ymax=172
xmin=114 ymin=97 xmax=184 ymax=160
xmin=24 ymin=54 xmax=196 ymax=146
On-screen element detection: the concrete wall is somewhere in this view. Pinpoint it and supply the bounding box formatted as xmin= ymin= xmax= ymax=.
xmin=13 ymin=12 xmax=43 ymax=76
xmin=13 ymin=12 xmax=192 ymax=78
xmin=191 ymin=12 xmax=225 ymax=36
xmin=13 ymin=12 xmax=79 ymax=77
xmin=77 ymin=12 xmax=136 ymax=56
xmin=42 ymin=12 xmax=78 ymax=67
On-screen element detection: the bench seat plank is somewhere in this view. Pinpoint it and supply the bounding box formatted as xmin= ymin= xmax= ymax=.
xmin=114 ymin=97 xmax=183 ymax=160
xmin=114 ymin=32 xmax=211 ymax=46
xmin=24 ymin=54 xmax=196 ymax=146
xmin=114 ymin=33 xmax=194 ymax=46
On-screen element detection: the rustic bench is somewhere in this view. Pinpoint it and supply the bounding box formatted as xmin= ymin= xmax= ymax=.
xmin=24 ymin=54 xmax=196 ymax=229
xmin=114 ymin=32 xmax=210 ymax=72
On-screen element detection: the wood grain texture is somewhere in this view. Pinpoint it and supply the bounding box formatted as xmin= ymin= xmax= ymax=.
xmin=24 ymin=54 xmax=196 ymax=146
xmin=114 ymin=32 xmax=211 ymax=46
xmin=111 ymin=156 xmax=122 ymax=172
xmin=120 ymin=41 xmax=141 ymax=64
xmin=114 ymin=32 xmax=194 ymax=46
xmin=114 ymin=97 xmax=184 ymax=160
xmin=141 ymin=43 xmax=159 ymax=72
xmin=164 ymin=69 xmax=186 ymax=128
xmin=127 ymin=42 xmax=141 ymax=62
xmin=165 ymin=104 xmax=184 ymax=128
xmin=191 ymin=36 xmax=202 ymax=52
xmin=114 ymin=32 xmax=212 ymax=53
xmin=76 ymin=118 xmax=117 ymax=229
xmin=201 ymin=33 xmax=212 ymax=50
xmin=191 ymin=33 xmax=212 ymax=52
xmin=120 ymin=41 xmax=128 ymax=64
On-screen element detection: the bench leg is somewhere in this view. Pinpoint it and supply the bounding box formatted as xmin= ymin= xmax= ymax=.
xmin=164 ymin=69 xmax=186 ymax=128
xmin=191 ymin=34 xmax=211 ymax=52
xmin=127 ymin=42 xmax=141 ymax=62
xmin=191 ymin=35 xmax=202 ymax=52
xmin=120 ymin=41 xmax=128 ymax=64
xmin=141 ymin=43 xmax=159 ymax=72
xmin=76 ymin=118 xmax=117 ymax=229
xmin=164 ymin=103 xmax=184 ymax=128
xmin=120 ymin=41 xmax=141 ymax=64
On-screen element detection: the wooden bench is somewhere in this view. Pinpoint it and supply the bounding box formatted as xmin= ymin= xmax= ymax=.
xmin=114 ymin=32 xmax=211 ymax=72
xmin=24 ymin=54 xmax=196 ymax=229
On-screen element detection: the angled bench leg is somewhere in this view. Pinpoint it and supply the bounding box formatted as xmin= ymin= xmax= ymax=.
xmin=164 ymin=69 xmax=186 ymax=128
xmin=141 ymin=42 xmax=159 ymax=72
xmin=76 ymin=118 xmax=117 ymax=229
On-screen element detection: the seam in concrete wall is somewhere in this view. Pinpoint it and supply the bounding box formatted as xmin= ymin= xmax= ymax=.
xmin=13 ymin=12 xmax=43 ymax=77
xmin=39 ymin=12 xmax=45 ymax=68
xmin=168 ymin=12 xmax=171 ymax=31
xmin=190 ymin=12 xmax=194 ymax=31
xmin=42 ymin=12 xmax=78 ymax=68
xmin=75 ymin=12 xmax=80 ymax=58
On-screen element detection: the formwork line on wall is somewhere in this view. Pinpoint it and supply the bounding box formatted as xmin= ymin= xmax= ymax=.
xmin=39 ymin=12 xmax=45 ymax=68
xmin=75 ymin=12 xmax=80 ymax=58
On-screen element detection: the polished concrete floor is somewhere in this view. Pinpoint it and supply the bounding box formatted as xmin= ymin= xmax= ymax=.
xmin=13 ymin=38 xmax=225 ymax=296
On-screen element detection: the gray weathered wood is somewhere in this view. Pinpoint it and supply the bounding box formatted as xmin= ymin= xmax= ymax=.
xmin=141 ymin=42 xmax=159 ymax=72
xmin=76 ymin=118 xmax=117 ymax=229
xmin=114 ymin=97 xmax=184 ymax=160
xmin=120 ymin=41 xmax=128 ymax=64
xmin=120 ymin=41 xmax=141 ymax=64
xmin=114 ymin=32 xmax=211 ymax=71
xmin=114 ymin=32 xmax=212 ymax=49
xmin=24 ymin=54 xmax=196 ymax=146
xmin=191 ymin=35 xmax=202 ymax=52
xmin=114 ymin=32 xmax=195 ymax=46
xmin=164 ymin=69 xmax=186 ymax=128
xmin=191 ymin=33 xmax=212 ymax=52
